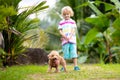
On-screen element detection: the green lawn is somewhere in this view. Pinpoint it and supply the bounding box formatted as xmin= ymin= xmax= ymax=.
xmin=0 ymin=64 xmax=120 ymax=80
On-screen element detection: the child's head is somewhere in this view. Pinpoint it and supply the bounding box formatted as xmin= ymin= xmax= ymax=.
xmin=61 ymin=6 xmax=74 ymax=20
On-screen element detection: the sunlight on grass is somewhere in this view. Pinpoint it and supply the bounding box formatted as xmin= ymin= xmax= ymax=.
xmin=0 ymin=65 xmax=47 ymax=80
xmin=0 ymin=64 xmax=120 ymax=80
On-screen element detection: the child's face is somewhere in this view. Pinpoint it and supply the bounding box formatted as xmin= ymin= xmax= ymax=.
xmin=62 ymin=11 xmax=70 ymax=20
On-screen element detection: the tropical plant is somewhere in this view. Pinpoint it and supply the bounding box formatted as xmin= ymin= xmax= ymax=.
xmin=23 ymin=28 xmax=49 ymax=49
xmin=0 ymin=0 xmax=49 ymax=66
xmin=78 ymin=0 xmax=120 ymax=63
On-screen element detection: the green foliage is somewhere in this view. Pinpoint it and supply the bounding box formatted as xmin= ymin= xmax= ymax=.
xmin=0 ymin=0 xmax=21 ymax=7
xmin=88 ymin=1 xmax=103 ymax=15
xmin=23 ymin=28 xmax=49 ymax=48
xmin=45 ymin=26 xmax=61 ymax=50
xmin=0 ymin=0 xmax=49 ymax=66
xmin=0 ymin=6 xmax=16 ymax=30
xmin=84 ymin=28 xmax=99 ymax=45
xmin=111 ymin=18 xmax=120 ymax=45
xmin=93 ymin=1 xmax=115 ymax=12
xmin=85 ymin=15 xmax=109 ymax=32
xmin=78 ymin=0 xmax=120 ymax=64
xmin=111 ymin=0 xmax=120 ymax=9
xmin=112 ymin=18 xmax=120 ymax=30
xmin=0 ymin=6 xmax=16 ymax=17
xmin=111 ymin=30 xmax=120 ymax=45
xmin=110 ymin=46 xmax=120 ymax=63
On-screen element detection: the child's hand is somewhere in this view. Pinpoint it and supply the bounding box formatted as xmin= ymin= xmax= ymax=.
xmin=61 ymin=36 xmax=69 ymax=42
xmin=67 ymin=35 xmax=72 ymax=41
xmin=65 ymin=36 xmax=69 ymax=41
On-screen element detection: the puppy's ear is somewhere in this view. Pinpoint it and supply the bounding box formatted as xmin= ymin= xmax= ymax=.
xmin=47 ymin=54 xmax=49 ymax=57
xmin=47 ymin=54 xmax=51 ymax=58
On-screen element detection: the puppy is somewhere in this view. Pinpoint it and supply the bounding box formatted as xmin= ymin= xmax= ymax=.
xmin=47 ymin=50 xmax=67 ymax=72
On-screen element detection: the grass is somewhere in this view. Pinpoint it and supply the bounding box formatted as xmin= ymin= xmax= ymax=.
xmin=0 ymin=64 xmax=120 ymax=80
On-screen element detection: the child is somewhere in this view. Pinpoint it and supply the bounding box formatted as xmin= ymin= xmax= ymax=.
xmin=58 ymin=6 xmax=80 ymax=71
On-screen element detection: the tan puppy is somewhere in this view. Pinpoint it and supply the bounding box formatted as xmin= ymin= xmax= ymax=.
xmin=47 ymin=50 xmax=67 ymax=72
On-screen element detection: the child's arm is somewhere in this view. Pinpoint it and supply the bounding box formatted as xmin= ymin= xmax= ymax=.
xmin=59 ymin=29 xmax=69 ymax=41
xmin=67 ymin=28 xmax=75 ymax=40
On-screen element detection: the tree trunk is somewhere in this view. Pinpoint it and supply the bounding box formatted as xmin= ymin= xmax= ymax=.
xmin=104 ymin=34 xmax=112 ymax=63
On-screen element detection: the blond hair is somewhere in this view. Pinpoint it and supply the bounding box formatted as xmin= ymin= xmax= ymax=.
xmin=61 ymin=6 xmax=74 ymax=17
